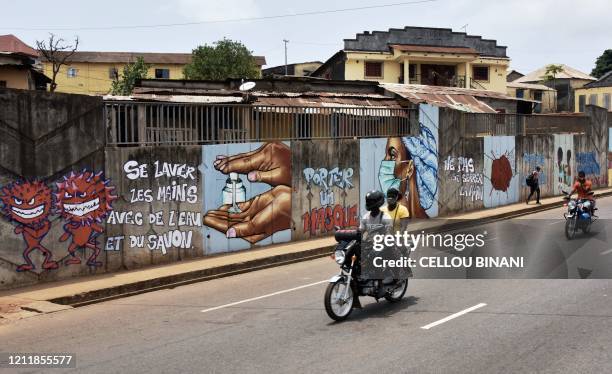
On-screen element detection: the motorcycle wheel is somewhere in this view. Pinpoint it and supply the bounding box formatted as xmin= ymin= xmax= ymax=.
xmin=565 ymin=217 xmax=577 ymax=240
xmin=582 ymin=220 xmax=592 ymax=234
xmin=385 ymin=279 xmax=408 ymax=302
xmin=324 ymin=280 xmax=354 ymax=321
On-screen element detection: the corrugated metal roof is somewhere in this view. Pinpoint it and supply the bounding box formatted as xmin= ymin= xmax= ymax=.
xmin=389 ymin=44 xmax=478 ymax=54
xmin=0 ymin=34 xmax=38 ymax=57
xmin=507 ymin=81 xmax=555 ymax=91
xmin=381 ymin=83 xmax=505 ymax=113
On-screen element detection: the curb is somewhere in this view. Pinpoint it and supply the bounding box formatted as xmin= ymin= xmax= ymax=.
xmin=48 ymin=189 xmax=612 ymax=307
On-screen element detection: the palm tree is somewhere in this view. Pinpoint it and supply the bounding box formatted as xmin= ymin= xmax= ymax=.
xmin=542 ymin=64 xmax=563 ymax=112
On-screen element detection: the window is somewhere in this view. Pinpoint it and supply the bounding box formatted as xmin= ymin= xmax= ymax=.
xmin=67 ymin=67 xmax=78 ymax=78
xmin=516 ymin=89 xmax=524 ymax=98
xmin=0 ymin=81 xmax=6 ymax=88
xmin=578 ymin=95 xmax=586 ymax=112
xmin=364 ymin=61 xmax=383 ymax=78
xmin=589 ymin=94 xmax=598 ymax=105
xmin=155 ymin=69 xmax=170 ymax=79
xmin=472 ymin=66 xmax=489 ymax=81
xmin=604 ymin=93 xmax=611 ymax=110
xmin=109 ymin=67 xmax=119 ymax=80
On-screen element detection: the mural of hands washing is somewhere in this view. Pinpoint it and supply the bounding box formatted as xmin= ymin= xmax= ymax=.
xmin=202 ymin=142 xmax=292 ymax=252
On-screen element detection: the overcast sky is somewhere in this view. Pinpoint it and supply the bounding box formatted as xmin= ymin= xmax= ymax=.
xmin=3 ymin=0 xmax=611 ymax=75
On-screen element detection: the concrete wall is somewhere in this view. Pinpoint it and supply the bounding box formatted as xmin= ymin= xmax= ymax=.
xmin=292 ymin=140 xmax=360 ymax=241
xmin=0 ymin=99 xmax=609 ymax=290
xmin=0 ymin=89 xmax=106 ymax=289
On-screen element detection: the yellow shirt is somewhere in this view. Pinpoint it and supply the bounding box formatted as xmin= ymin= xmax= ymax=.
xmin=381 ymin=204 xmax=410 ymax=232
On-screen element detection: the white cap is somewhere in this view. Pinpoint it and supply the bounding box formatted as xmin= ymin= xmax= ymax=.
xmin=229 ymin=172 xmax=238 ymax=181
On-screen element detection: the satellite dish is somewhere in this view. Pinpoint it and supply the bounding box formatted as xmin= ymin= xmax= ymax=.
xmin=239 ymin=81 xmax=256 ymax=91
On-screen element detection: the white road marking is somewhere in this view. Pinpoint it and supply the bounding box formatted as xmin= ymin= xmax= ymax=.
xmin=600 ymin=249 xmax=612 ymax=256
xmin=548 ymin=220 xmax=564 ymax=225
xmin=201 ymin=280 xmax=328 ymax=313
xmin=421 ymin=303 xmax=487 ymax=330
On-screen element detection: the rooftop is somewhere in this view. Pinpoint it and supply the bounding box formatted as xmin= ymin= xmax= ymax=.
xmin=0 ymin=34 xmax=38 ymax=57
xmin=515 ymin=64 xmax=595 ymax=83
xmin=583 ymin=70 xmax=612 ymax=88
xmin=40 ymin=51 xmax=267 ymax=66
xmin=343 ymin=26 xmax=508 ymax=58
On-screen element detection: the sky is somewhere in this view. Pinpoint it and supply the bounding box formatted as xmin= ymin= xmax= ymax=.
xmin=2 ymin=0 xmax=611 ymax=75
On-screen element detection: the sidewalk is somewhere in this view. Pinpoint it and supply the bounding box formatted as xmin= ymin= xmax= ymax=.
xmin=2 ymin=187 xmax=612 ymax=320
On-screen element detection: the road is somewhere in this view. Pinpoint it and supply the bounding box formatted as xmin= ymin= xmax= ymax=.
xmin=2 ymin=197 xmax=612 ymax=373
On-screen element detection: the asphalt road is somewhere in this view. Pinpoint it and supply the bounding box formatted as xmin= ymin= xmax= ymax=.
xmin=2 ymin=197 xmax=612 ymax=374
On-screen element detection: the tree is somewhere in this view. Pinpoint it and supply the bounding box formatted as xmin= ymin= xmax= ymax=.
xmin=36 ymin=33 xmax=79 ymax=92
xmin=183 ymin=38 xmax=260 ymax=80
xmin=110 ymin=57 xmax=150 ymax=96
xmin=542 ymin=64 xmax=564 ymax=112
xmin=591 ymin=49 xmax=612 ymax=78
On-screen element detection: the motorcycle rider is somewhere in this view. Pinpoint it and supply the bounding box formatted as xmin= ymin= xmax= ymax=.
xmin=568 ymin=171 xmax=596 ymax=214
xmin=357 ymin=190 xmax=392 ymax=306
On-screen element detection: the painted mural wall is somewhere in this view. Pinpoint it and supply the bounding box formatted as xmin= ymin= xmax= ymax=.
xmin=201 ymin=142 xmax=292 ymax=254
xmin=291 ymin=140 xmax=360 ymax=241
xmin=105 ymin=147 xmax=203 ymax=266
xmin=483 ymin=136 xmax=519 ymax=208
xmin=0 ymin=169 xmax=116 ymax=288
xmin=360 ymin=104 xmax=440 ymax=219
xmin=1 ymin=103 xmax=609 ymax=290
xmin=516 ymin=136 xmax=554 ymax=201
xmin=553 ymin=134 xmax=575 ymax=195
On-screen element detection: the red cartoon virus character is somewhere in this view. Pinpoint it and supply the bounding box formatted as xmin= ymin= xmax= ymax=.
xmin=56 ymin=170 xmax=117 ymax=267
xmin=0 ymin=180 xmax=58 ymax=272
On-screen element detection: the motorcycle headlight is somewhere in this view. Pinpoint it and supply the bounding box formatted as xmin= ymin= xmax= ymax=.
xmin=334 ymin=250 xmax=346 ymax=265
xmin=568 ymin=201 xmax=576 ymax=210
xmin=583 ymin=201 xmax=591 ymax=209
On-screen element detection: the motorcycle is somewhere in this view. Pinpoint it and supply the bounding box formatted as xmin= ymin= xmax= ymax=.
xmin=563 ymin=191 xmax=596 ymax=240
xmin=324 ymin=228 xmax=409 ymax=321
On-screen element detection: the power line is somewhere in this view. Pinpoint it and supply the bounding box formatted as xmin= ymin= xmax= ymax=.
xmin=6 ymin=0 xmax=438 ymax=31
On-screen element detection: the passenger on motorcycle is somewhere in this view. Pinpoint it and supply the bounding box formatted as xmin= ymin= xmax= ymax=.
xmin=569 ymin=171 xmax=596 ymax=214
xmin=381 ymin=187 xmax=409 ymax=233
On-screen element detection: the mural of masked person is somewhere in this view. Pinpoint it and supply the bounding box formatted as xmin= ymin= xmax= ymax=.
xmin=203 ymin=142 xmax=292 ymax=244
xmin=378 ymin=124 xmax=438 ymax=219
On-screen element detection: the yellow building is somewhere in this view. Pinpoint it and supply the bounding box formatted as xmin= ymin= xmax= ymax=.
xmin=312 ymin=26 xmax=510 ymax=93
xmin=574 ymin=71 xmax=612 ymax=112
xmin=42 ymin=52 xmax=266 ymax=95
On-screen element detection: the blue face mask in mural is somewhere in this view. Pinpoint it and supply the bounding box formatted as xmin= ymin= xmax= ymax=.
xmin=378 ymin=160 xmax=409 ymax=196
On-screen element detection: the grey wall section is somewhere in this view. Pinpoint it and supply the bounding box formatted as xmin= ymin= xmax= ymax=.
xmin=0 ymin=89 xmax=106 ymax=289
xmin=291 ymin=139 xmax=360 ymax=241
xmin=438 ymin=109 xmax=485 ymax=215
xmin=105 ymin=146 xmax=203 ymax=268
xmin=0 ymin=88 xmax=105 ymax=180
xmin=516 ymin=135 xmax=554 ymax=201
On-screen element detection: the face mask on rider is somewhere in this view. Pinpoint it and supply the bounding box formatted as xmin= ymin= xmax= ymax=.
xmin=378 ymin=160 xmax=411 ymax=196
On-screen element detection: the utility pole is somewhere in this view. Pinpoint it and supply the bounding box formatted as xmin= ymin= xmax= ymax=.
xmin=283 ymin=39 xmax=289 ymax=75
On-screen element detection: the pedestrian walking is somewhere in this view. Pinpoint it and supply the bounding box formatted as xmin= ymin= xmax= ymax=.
xmin=526 ymin=166 xmax=541 ymax=205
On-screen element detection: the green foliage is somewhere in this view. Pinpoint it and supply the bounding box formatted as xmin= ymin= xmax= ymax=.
xmin=591 ymin=49 xmax=612 ymax=78
xmin=110 ymin=56 xmax=150 ymax=95
xmin=183 ymin=38 xmax=260 ymax=80
xmin=542 ymin=64 xmax=564 ymax=82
